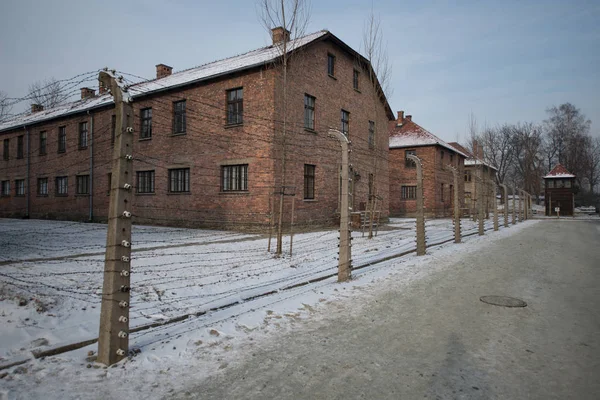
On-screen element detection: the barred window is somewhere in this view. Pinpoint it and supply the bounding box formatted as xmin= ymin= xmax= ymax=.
xmin=401 ymin=185 xmax=417 ymax=200
xmin=221 ymin=164 xmax=248 ymax=192
xmin=15 ymin=179 xmax=25 ymax=196
xmin=58 ymin=126 xmax=66 ymax=153
xmin=169 ymin=168 xmax=190 ymax=193
xmin=3 ymin=139 xmax=8 ymax=160
xmin=136 ymin=170 xmax=155 ymax=193
xmin=1 ymin=180 xmax=10 ymax=196
xmin=327 ymin=53 xmax=336 ymax=76
xmin=353 ymin=69 xmax=359 ymax=90
xmin=76 ymin=175 xmax=89 ymax=195
xmin=405 ymin=150 xmax=416 ymax=168
xmin=56 ymin=176 xmax=68 ymax=196
xmin=341 ymin=110 xmax=349 ymax=136
xmin=17 ymin=135 xmax=24 ymax=159
xmin=79 ymin=122 xmax=88 ymax=149
xmin=39 ymin=131 xmax=47 ymax=155
xmin=37 ymin=178 xmax=48 ymax=196
xmin=226 ymin=88 xmax=243 ymax=125
xmin=465 ymin=170 xmax=472 ymax=182
xmin=140 ymin=108 xmax=152 ymax=139
xmin=368 ymin=121 xmax=375 ymax=149
xmin=304 ymin=94 xmax=315 ymax=130
xmin=304 ymin=164 xmax=315 ymax=199
xmin=173 ymin=100 xmax=186 ymax=134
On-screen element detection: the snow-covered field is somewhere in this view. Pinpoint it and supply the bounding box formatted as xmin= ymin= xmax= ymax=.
xmin=1 ymin=216 xmax=511 ymax=399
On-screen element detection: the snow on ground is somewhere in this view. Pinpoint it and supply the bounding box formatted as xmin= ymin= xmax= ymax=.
xmin=1 ymin=217 xmax=530 ymax=399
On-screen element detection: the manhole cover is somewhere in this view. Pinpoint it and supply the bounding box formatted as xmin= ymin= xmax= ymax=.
xmin=480 ymin=296 xmax=527 ymax=308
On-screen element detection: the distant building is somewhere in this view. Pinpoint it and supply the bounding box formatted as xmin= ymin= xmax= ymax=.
xmin=544 ymin=164 xmax=576 ymax=216
xmin=388 ymin=112 xmax=467 ymax=217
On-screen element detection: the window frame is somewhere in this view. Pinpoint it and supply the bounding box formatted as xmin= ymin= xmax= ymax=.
xmin=226 ymin=88 xmax=244 ymax=125
xmin=327 ymin=53 xmax=336 ymax=77
xmin=401 ymin=185 xmax=417 ymax=200
xmin=37 ymin=177 xmax=48 ymax=196
xmin=221 ymin=164 xmax=248 ymax=192
xmin=15 ymin=179 xmax=25 ymax=196
xmin=140 ymin=108 xmax=152 ymax=139
xmin=341 ymin=109 xmax=349 ymax=136
xmin=55 ymin=176 xmax=68 ymax=196
xmin=304 ymin=94 xmax=316 ymax=131
xmin=168 ymin=168 xmax=190 ymax=193
xmin=17 ymin=135 xmax=24 ymax=159
xmin=353 ymin=69 xmax=360 ymax=90
xmin=3 ymin=138 xmax=8 ymax=160
xmin=304 ymin=164 xmax=315 ymax=200
xmin=78 ymin=121 xmax=88 ymax=149
xmin=76 ymin=175 xmax=90 ymax=195
xmin=368 ymin=120 xmax=375 ymax=149
xmin=136 ymin=170 xmax=155 ymax=194
xmin=173 ymin=100 xmax=187 ymax=134
xmin=440 ymin=183 xmax=445 ymax=202
xmin=1 ymin=180 xmax=10 ymax=197
xmin=39 ymin=131 xmax=47 ymax=155
xmin=465 ymin=170 xmax=472 ymax=182
xmin=58 ymin=126 xmax=66 ymax=153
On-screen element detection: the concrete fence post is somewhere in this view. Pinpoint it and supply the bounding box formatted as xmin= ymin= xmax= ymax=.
xmin=491 ymin=182 xmax=499 ymax=231
xmin=474 ymin=174 xmax=484 ymax=235
xmin=407 ymin=154 xmax=426 ymax=255
xmin=500 ymin=184 xmax=509 ymax=227
xmin=445 ymin=164 xmax=461 ymax=243
xmin=512 ymin=186 xmax=517 ymax=225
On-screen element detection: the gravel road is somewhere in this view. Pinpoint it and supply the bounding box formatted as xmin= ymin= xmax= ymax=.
xmin=173 ymin=220 xmax=600 ymax=400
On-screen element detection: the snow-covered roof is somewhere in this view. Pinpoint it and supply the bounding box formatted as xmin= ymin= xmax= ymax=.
xmin=0 ymin=30 xmax=330 ymax=133
xmin=447 ymin=141 xmax=498 ymax=171
xmin=544 ymin=163 xmax=575 ymax=179
xmin=389 ymin=120 xmax=468 ymax=158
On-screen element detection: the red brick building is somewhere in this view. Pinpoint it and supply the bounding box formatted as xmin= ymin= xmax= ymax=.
xmin=544 ymin=164 xmax=576 ymax=216
xmin=0 ymin=29 xmax=393 ymax=230
xmin=388 ymin=112 xmax=467 ymax=217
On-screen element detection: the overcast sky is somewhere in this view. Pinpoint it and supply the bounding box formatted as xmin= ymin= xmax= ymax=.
xmin=0 ymin=0 xmax=598 ymax=143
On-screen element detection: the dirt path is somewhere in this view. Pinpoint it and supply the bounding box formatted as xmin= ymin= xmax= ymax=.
xmin=174 ymin=220 xmax=600 ymax=400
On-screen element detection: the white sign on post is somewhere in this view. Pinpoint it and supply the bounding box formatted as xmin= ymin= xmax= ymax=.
xmin=554 ymin=207 xmax=560 ymax=213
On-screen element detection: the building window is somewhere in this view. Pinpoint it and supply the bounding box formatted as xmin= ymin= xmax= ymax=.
xmin=56 ymin=176 xmax=68 ymax=196
xmin=441 ymin=150 xmax=444 ymax=161
xmin=368 ymin=121 xmax=375 ymax=149
xmin=401 ymin=185 xmax=417 ymax=200
xmin=226 ymin=88 xmax=243 ymax=125
xmin=304 ymin=94 xmax=315 ymax=130
xmin=37 ymin=178 xmax=48 ymax=196
xmin=17 ymin=135 xmax=24 ymax=159
xmin=3 ymin=139 xmax=8 ymax=160
xmin=79 ymin=122 xmax=88 ymax=149
xmin=173 ymin=100 xmax=186 ymax=134
xmin=405 ymin=150 xmax=416 ymax=168
xmin=341 ymin=110 xmax=349 ymax=136
xmin=1 ymin=180 xmax=10 ymax=196
xmin=76 ymin=175 xmax=90 ymax=195
xmin=440 ymin=183 xmax=444 ymax=202
xmin=15 ymin=179 xmax=25 ymax=196
xmin=304 ymin=164 xmax=315 ymax=199
xmin=39 ymin=131 xmax=47 ymax=155
xmin=221 ymin=164 xmax=248 ymax=192
xmin=565 ymin=180 xmax=572 ymax=188
xmin=140 ymin=108 xmax=152 ymax=139
xmin=465 ymin=170 xmax=472 ymax=182
xmin=353 ymin=69 xmax=359 ymax=90
xmin=136 ymin=170 xmax=155 ymax=193
xmin=111 ymin=115 xmax=116 ymax=145
xmin=327 ymin=53 xmax=336 ymax=76
xmin=547 ymin=180 xmax=554 ymax=189
xmin=169 ymin=168 xmax=190 ymax=193
xmin=58 ymin=126 xmax=66 ymax=153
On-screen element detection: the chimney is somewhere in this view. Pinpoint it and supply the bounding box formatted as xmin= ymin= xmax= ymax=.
xmin=397 ymin=110 xmax=404 ymax=123
xmin=406 ymin=115 xmax=412 ymax=122
xmin=271 ymin=27 xmax=291 ymax=44
xmin=31 ymin=104 xmax=44 ymax=113
xmin=80 ymin=87 xmax=95 ymax=99
xmin=156 ymin=63 xmax=173 ymax=79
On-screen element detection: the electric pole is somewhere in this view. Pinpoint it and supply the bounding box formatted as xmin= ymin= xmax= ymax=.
xmin=329 ymin=129 xmax=352 ymax=282
xmin=97 ymin=69 xmax=134 ymax=366
xmin=407 ymin=154 xmax=425 ymax=255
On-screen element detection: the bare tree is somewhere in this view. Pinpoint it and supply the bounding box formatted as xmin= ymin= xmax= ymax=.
xmin=258 ymin=0 xmax=311 ymax=255
xmin=479 ymin=124 xmax=514 ymax=186
xmin=361 ymin=6 xmax=392 ymax=238
xmin=510 ymin=122 xmax=544 ymax=196
xmin=0 ymin=90 xmax=11 ymax=122
xmin=581 ymin=136 xmax=600 ymax=194
xmin=28 ymin=78 xmax=68 ymax=109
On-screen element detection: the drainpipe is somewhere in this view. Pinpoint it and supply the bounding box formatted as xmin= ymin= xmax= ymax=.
xmin=88 ymin=111 xmax=94 ymax=222
xmin=25 ymin=126 xmax=30 ymax=219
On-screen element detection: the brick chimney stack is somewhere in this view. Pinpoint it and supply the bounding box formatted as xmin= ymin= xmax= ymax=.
xmin=80 ymin=87 xmax=95 ymax=99
xmin=406 ymin=115 xmax=412 ymax=122
xmin=397 ymin=110 xmax=404 ymax=124
xmin=156 ymin=64 xmax=173 ymax=79
xmin=271 ymin=27 xmax=290 ymax=44
xmin=31 ymin=104 xmax=43 ymax=113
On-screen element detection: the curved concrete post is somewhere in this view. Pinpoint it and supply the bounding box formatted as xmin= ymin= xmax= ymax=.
xmin=445 ymin=164 xmax=461 ymax=243
xmin=499 ymin=184 xmax=509 ymax=227
xmin=407 ymin=154 xmax=426 ymax=255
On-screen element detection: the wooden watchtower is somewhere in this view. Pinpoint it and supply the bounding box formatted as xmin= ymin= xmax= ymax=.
xmin=544 ymin=164 xmax=576 ymax=216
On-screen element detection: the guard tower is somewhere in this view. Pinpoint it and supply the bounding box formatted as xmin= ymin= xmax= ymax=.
xmin=544 ymin=164 xmax=576 ymax=216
